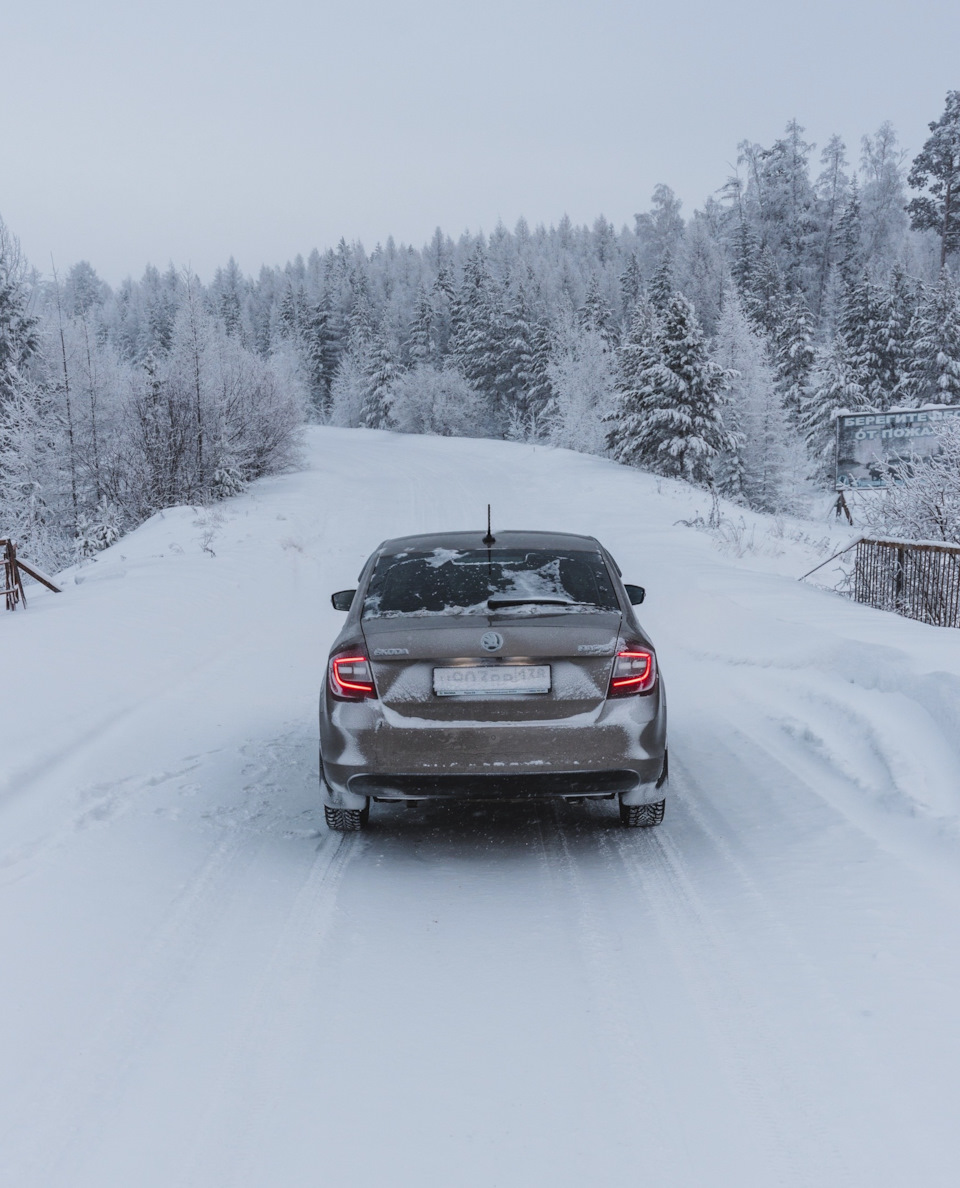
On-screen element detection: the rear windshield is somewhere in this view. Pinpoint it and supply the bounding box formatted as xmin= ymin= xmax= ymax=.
xmin=363 ymin=548 xmax=619 ymax=618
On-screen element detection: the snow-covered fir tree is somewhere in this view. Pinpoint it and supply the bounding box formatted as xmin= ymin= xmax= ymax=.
xmin=611 ymin=293 xmax=733 ymax=484
xmin=0 ymin=219 xmax=39 ymax=403
xmin=909 ymin=272 xmax=960 ymax=405
xmin=775 ymin=293 xmax=816 ymax=423
xmin=606 ymin=299 xmax=660 ymax=465
xmin=906 ymin=90 xmax=960 ymax=271
xmin=801 ymin=333 xmax=872 ymax=481
xmin=359 ymin=332 xmax=398 ymax=429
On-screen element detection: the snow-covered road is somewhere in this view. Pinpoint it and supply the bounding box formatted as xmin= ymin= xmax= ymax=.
xmin=3 ymin=427 xmax=960 ymax=1186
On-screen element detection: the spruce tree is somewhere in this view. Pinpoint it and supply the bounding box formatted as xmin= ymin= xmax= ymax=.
xmin=775 ymin=293 xmax=815 ymax=423
xmin=579 ymin=277 xmax=618 ymax=348
xmin=648 ymin=254 xmax=674 ymax=316
xmin=907 ymin=90 xmax=960 ymax=270
xmin=834 ymin=183 xmax=865 ymax=291
xmin=744 ymin=248 xmax=785 ymax=337
xmin=0 ymin=218 xmax=39 ymax=404
xmin=871 ymin=265 xmax=918 ymax=407
xmin=738 ymin=123 xmax=818 ymax=301
xmin=303 ymin=295 xmax=338 ymax=416
xmin=802 ymin=334 xmax=872 ymax=480
xmin=909 ymin=273 xmax=960 ymax=405
xmin=527 ymin=317 xmax=556 ymax=435
xmin=607 ymin=299 xmax=659 ymax=464
xmin=452 ymin=248 xmax=505 ymax=429
xmin=813 ymin=135 xmax=851 ymax=317
xmin=431 ymin=265 xmax=456 ymax=359
xmin=836 ymin=272 xmax=880 ymax=405
xmin=729 ymin=212 xmax=759 ymax=303
xmin=212 ymin=258 xmax=245 ymax=339
xmin=359 ymin=332 xmax=397 ymax=430
xmin=500 ymin=284 xmax=536 ymax=425
xmin=619 ymin=253 xmax=643 ymax=319
xmin=615 ymin=294 xmax=732 ymax=484
xmin=408 ymin=284 xmax=434 ymax=366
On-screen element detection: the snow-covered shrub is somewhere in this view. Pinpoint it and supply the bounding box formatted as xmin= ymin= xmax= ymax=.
xmin=861 ymin=419 xmax=960 ymax=543
xmin=328 ymin=345 xmax=369 ymax=427
xmin=390 ymin=363 xmax=484 ymax=437
xmin=547 ymin=314 xmax=615 ymax=455
xmin=75 ymin=500 xmax=124 ymax=559
xmin=211 ymin=460 xmax=246 ymax=500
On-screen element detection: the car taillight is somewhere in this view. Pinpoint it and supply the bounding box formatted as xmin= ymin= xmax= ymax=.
xmin=608 ymin=648 xmax=657 ymax=697
xmin=329 ymin=653 xmax=377 ymax=701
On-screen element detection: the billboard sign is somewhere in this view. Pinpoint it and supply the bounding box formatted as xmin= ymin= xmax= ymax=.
xmin=835 ymin=407 xmax=960 ymax=490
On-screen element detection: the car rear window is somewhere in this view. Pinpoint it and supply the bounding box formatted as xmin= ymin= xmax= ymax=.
xmin=363 ymin=548 xmax=619 ymax=617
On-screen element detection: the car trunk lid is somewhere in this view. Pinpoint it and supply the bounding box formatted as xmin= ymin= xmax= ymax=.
xmin=361 ymin=611 xmax=622 ymax=721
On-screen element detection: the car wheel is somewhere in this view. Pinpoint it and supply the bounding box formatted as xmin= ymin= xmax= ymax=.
xmin=619 ymin=798 xmax=665 ymax=828
xmin=324 ymin=801 xmax=370 ymax=832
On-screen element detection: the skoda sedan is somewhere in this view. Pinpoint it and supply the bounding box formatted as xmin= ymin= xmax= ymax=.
xmin=319 ymin=530 xmax=667 ymax=830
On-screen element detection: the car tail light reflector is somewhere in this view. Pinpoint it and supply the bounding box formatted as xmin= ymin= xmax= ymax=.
xmin=608 ymin=649 xmax=656 ymax=697
xmin=330 ymin=653 xmax=377 ymax=700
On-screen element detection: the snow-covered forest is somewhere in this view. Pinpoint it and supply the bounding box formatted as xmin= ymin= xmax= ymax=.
xmin=3 ymin=94 xmax=960 ymax=567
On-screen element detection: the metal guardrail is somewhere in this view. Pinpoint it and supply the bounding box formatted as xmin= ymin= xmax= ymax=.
xmin=853 ymin=537 xmax=960 ymax=628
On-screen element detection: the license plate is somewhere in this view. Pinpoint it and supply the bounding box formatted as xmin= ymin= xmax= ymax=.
xmin=433 ymin=664 xmax=551 ymax=696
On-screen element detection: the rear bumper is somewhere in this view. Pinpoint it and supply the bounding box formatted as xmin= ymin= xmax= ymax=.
xmin=349 ymin=768 xmax=648 ymax=801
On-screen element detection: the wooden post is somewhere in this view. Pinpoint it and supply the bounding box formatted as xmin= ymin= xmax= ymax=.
xmin=2 ymin=539 xmax=27 ymax=611
xmin=1 ymin=538 xmax=60 ymax=610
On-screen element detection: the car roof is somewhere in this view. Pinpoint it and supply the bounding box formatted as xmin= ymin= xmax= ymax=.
xmin=375 ymin=530 xmax=606 ymax=556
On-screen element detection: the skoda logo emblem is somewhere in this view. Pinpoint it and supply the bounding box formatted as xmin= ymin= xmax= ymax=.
xmin=480 ymin=631 xmax=503 ymax=653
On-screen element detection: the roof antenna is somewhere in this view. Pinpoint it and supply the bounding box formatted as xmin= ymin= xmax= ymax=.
xmin=482 ymin=504 xmax=496 ymax=545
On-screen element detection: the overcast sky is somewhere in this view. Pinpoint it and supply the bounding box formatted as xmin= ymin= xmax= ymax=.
xmin=2 ymin=0 xmax=958 ymax=285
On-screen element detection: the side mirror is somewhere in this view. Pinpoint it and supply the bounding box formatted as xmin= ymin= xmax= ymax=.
xmin=331 ymin=589 xmax=356 ymax=611
xmin=624 ymin=583 xmax=645 ymax=606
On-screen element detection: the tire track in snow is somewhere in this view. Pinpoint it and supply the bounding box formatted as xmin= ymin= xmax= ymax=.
xmin=181 ymin=829 xmax=362 ymax=1187
xmin=3 ymin=828 xmax=249 ymax=1183
xmin=2 ymin=759 xmax=329 ymax=1187
xmin=529 ymin=804 xmax=686 ymax=1183
xmin=606 ymin=752 xmax=856 ymax=1188
xmin=0 ymin=640 xmax=243 ymax=812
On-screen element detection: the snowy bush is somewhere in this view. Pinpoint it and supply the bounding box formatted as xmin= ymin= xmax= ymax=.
xmin=547 ymin=314 xmax=616 ymax=455
xmin=212 ymin=460 xmax=246 ymax=500
xmin=75 ymin=500 xmax=125 ymax=559
xmin=328 ymin=345 xmax=369 ymax=428
xmin=390 ymin=363 xmax=484 ymax=437
xmin=861 ymin=419 xmax=960 ymax=544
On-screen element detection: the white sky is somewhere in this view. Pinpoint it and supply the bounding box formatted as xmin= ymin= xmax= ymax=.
xmin=2 ymin=0 xmax=958 ymax=285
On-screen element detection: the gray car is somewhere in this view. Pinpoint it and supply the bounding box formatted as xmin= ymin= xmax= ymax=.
xmin=319 ymin=529 xmax=667 ymax=830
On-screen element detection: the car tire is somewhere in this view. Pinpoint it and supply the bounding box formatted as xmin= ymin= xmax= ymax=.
xmin=619 ymin=798 xmax=665 ymax=828
xmin=324 ymin=801 xmax=370 ymax=832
